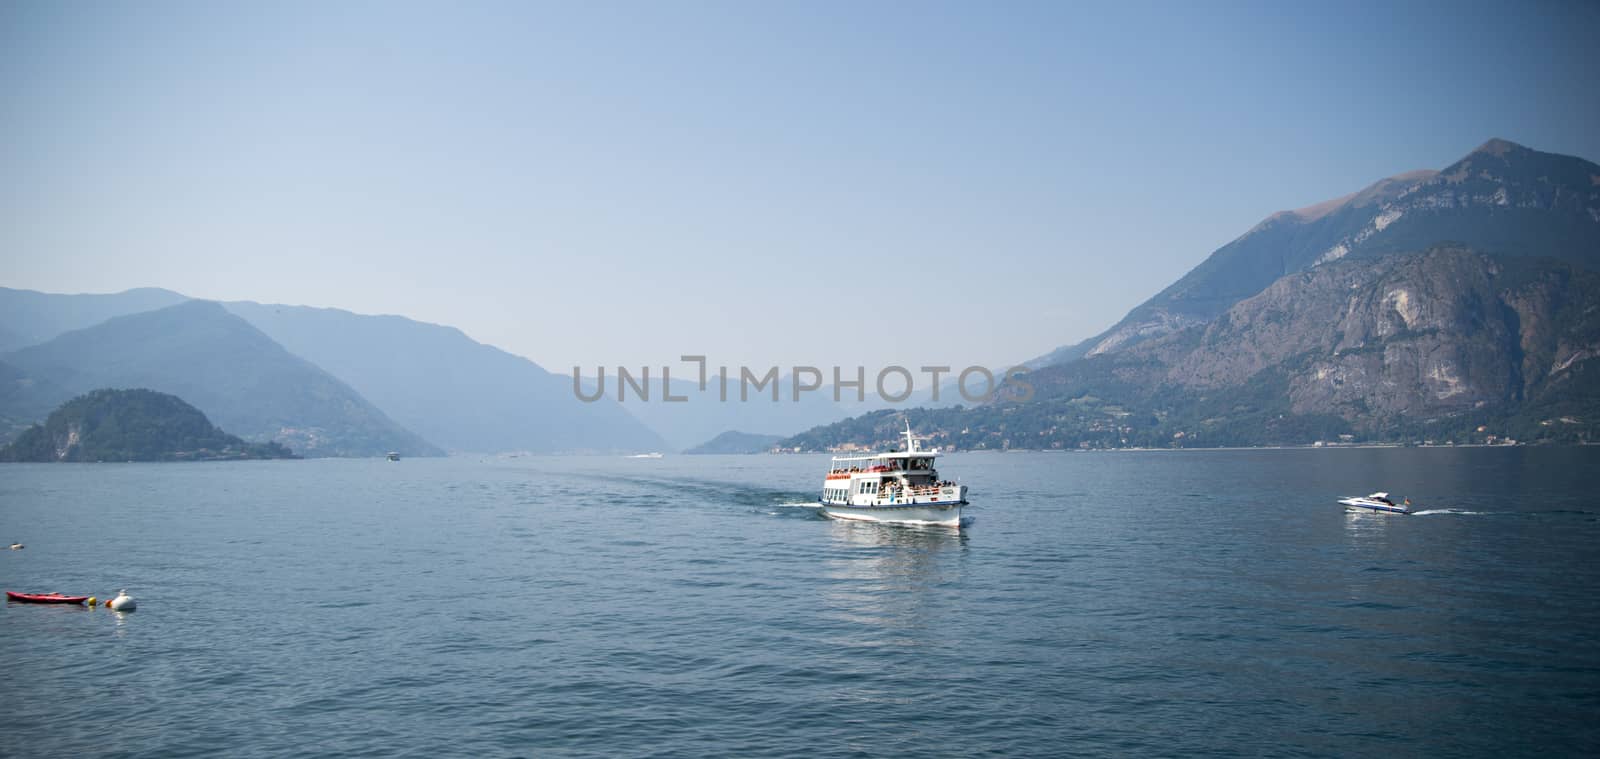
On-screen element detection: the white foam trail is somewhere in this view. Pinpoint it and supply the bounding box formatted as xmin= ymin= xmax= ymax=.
xmin=1410 ymin=508 xmax=1486 ymax=516
xmin=773 ymin=501 xmax=821 ymax=509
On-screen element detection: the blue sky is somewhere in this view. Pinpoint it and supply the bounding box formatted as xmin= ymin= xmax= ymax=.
xmin=3 ymin=1 xmax=1597 ymax=372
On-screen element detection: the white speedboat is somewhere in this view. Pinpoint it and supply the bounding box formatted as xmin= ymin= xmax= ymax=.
xmin=1338 ymin=492 xmax=1410 ymax=514
xmin=819 ymin=423 xmax=968 ymax=527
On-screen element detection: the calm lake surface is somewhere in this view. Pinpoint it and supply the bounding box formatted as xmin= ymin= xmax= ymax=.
xmin=2 ymin=448 xmax=1598 ymax=757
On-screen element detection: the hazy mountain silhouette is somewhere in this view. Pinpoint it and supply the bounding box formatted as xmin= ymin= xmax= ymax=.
xmin=0 ymin=286 xmax=187 ymax=352
xmin=0 ymin=300 xmax=440 ymax=457
xmin=224 ymin=302 xmax=666 ymax=453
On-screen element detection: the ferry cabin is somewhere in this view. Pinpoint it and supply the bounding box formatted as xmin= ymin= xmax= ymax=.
xmin=821 ymin=452 xmax=960 ymax=507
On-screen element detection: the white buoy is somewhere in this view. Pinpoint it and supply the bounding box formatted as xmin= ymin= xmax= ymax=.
xmin=108 ymin=589 xmax=136 ymax=612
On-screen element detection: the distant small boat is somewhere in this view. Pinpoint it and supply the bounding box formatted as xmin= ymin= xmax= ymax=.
xmin=386 ymin=452 xmax=400 ymax=462
xmin=6 ymin=591 xmax=90 ymax=605
xmin=1338 ymin=492 xmax=1410 ymax=514
xmin=627 ymin=452 xmax=664 ymax=459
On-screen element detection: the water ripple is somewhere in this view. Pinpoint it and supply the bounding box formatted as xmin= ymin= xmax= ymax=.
xmin=2 ymin=450 xmax=1598 ymax=756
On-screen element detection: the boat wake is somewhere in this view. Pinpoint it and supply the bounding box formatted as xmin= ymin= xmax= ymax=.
xmin=1410 ymin=508 xmax=1489 ymax=516
xmin=761 ymin=499 xmax=828 ymax=520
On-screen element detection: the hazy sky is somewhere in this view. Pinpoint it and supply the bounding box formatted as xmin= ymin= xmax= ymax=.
xmin=3 ymin=1 xmax=1598 ymax=373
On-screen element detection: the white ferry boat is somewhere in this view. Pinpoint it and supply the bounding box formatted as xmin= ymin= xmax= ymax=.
xmin=819 ymin=423 xmax=968 ymax=527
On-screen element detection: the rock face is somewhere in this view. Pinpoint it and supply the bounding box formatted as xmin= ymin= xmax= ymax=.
xmin=1033 ymin=138 xmax=1600 ymax=366
xmin=969 ymin=245 xmax=1600 ymax=447
xmin=1158 ymin=247 xmax=1600 ymax=427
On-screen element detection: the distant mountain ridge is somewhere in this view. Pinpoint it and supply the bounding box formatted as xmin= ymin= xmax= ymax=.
xmin=1032 ymin=139 xmax=1600 ymax=366
xmin=0 ymin=287 xmax=669 ymax=454
xmin=223 ymin=302 xmax=666 ymax=454
xmin=0 ymin=287 xmax=932 ymax=453
xmin=608 ymin=372 xmax=852 ymax=451
xmin=0 ymin=287 xmax=188 ymax=353
xmin=683 ymin=430 xmax=784 ymax=454
xmin=0 ymin=300 xmax=440 ymax=457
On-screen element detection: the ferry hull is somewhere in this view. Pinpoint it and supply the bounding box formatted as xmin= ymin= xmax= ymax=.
xmin=819 ymin=501 xmax=964 ymax=527
xmin=1338 ymin=498 xmax=1409 ymax=514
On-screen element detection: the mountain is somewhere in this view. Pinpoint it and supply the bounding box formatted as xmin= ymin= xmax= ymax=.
xmin=784 ymin=139 xmax=1600 ymax=451
xmin=683 ymin=430 xmax=785 ymax=454
xmin=785 ymin=246 xmax=1600 ymax=450
xmin=0 ymin=287 xmax=188 ymax=353
xmin=0 ymin=388 xmax=295 ymax=462
xmin=1032 ymin=139 xmax=1600 ymax=365
xmin=223 ymin=302 xmax=666 ymax=454
xmin=0 ymin=286 xmax=940 ymax=452
xmin=0 ymin=300 xmax=441 ymax=457
xmin=1034 ymin=246 xmax=1600 ymax=443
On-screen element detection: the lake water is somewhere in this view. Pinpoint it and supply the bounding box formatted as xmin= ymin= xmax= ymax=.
xmin=2 ymin=448 xmax=1598 ymax=757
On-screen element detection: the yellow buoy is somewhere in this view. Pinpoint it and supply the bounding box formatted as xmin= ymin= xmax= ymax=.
xmin=88 ymin=597 xmax=97 ymax=606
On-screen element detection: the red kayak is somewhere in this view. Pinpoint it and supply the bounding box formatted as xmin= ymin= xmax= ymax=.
xmin=6 ymin=591 xmax=90 ymax=605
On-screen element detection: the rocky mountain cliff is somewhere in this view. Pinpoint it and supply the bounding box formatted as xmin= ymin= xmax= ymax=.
xmin=785 ymin=246 xmax=1600 ymax=451
xmin=1159 ymin=248 xmax=1597 ymax=418
xmin=1059 ymin=246 xmax=1597 ymax=431
xmin=1032 ymin=139 xmax=1600 ymax=366
xmin=784 ymin=138 xmax=1600 ymax=451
